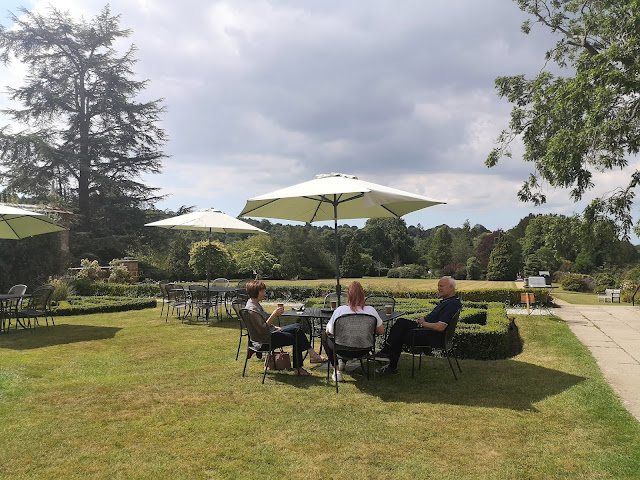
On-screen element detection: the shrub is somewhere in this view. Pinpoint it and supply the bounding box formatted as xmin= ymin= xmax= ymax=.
xmin=49 ymin=277 xmax=69 ymax=302
xmin=560 ymin=273 xmax=594 ymax=292
xmin=52 ymin=296 xmax=157 ymax=315
xmin=594 ymin=272 xmax=618 ymax=290
xmin=387 ymin=264 xmax=426 ymax=279
xmin=108 ymin=259 xmax=132 ymax=284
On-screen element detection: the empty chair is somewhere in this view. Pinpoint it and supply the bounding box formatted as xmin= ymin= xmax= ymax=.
xmin=188 ymin=284 xmax=215 ymax=321
xmin=365 ymin=294 xmax=395 ymax=311
xmin=323 ymin=292 xmax=348 ymax=308
xmin=326 ymin=313 xmax=379 ymax=393
xmin=158 ymin=281 xmax=170 ymax=318
xmin=410 ymin=308 xmax=462 ymax=380
xmin=165 ymin=283 xmax=189 ymax=322
xmin=17 ymin=285 xmax=54 ymax=329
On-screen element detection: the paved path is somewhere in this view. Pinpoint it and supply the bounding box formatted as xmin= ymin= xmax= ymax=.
xmin=553 ymin=299 xmax=640 ymax=421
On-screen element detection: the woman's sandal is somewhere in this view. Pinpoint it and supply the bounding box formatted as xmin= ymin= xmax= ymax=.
xmin=309 ymin=354 xmax=328 ymax=364
xmin=294 ymin=367 xmax=312 ymax=376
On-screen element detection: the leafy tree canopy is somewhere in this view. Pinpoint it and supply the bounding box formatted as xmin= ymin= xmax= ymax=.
xmin=0 ymin=5 xmax=167 ymax=229
xmin=487 ymin=0 xmax=640 ymax=238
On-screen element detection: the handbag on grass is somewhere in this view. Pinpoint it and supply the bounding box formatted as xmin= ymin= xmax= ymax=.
xmin=265 ymin=349 xmax=292 ymax=370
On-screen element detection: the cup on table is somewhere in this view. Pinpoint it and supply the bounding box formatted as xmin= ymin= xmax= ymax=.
xmin=330 ymin=300 xmax=337 ymax=309
xmin=385 ymin=305 xmax=393 ymax=315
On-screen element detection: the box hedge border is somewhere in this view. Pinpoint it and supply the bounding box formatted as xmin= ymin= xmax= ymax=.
xmin=305 ymin=297 xmax=510 ymax=360
xmin=51 ymin=296 xmax=157 ymax=316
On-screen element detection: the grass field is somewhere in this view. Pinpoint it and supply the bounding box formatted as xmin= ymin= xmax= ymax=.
xmin=1 ymin=306 xmax=639 ymax=479
xmin=551 ymin=288 xmax=633 ymax=306
xmin=265 ymin=277 xmax=517 ymax=291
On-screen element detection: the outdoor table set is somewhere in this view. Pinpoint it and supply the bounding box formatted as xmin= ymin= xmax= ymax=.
xmin=281 ymin=306 xmax=404 ymax=353
xmin=0 ymin=292 xmax=31 ymax=333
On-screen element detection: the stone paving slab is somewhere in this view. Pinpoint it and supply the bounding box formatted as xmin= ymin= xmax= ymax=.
xmin=553 ymin=300 xmax=640 ymax=422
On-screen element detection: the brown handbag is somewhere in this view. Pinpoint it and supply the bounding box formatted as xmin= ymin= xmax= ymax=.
xmin=265 ymin=349 xmax=292 ymax=370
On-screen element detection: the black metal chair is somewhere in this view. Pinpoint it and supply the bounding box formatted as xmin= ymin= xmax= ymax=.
xmin=165 ymin=283 xmax=189 ymax=322
xmin=323 ymin=292 xmax=347 ymax=308
xmin=240 ymin=308 xmax=297 ymax=384
xmin=326 ymin=313 xmax=378 ymax=393
xmin=3 ymin=284 xmax=27 ymax=330
xmin=365 ymin=294 xmax=396 ymax=345
xmin=410 ymin=308 xmax=462 ymax=380
xmin=231 ymin=295 xmax=249 ymax=360
xmin=158 ymin=281 xmax=170 ymax=318
xmin=188 ymin=284 xmax=215 ymax=322
xmin=17 ymin=285 xmax=54 ymax=329
xmin=365 ymin=294 xmax=396 ymax=310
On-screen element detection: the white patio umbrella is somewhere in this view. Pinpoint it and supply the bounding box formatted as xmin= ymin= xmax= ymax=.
xmin=239 ymin=173 xmax=445 ymax=302
xmin=0 ymin=204 xmax=66 ymax=239
xmin=145 ymin=208 xmax=266 ymax=286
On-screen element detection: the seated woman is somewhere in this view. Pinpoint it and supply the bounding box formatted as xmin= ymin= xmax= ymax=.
xmin=321 ymin=281 xmax=384 ymax=381
xmin=245 ymin=280 xmax=326 ymax=376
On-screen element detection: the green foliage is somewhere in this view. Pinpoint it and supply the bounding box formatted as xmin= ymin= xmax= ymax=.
xmin=0 ymin=233 xmax=67 ymax=291
xmin=188 ymin=240 xmax=232 ymax=279
xmin=466 ymin=256 xmax=482 ymax=280
xmin=560 ymin=274 xmax=595 ymax=293
xmin=52 ymin=296 xmax=156 ymax=315
xmin=594 ymin=272 xmax=618 ymax=289
xmin=108 ymin=259 xmax=132 ymax=284
xmin=74 ymin=258 xmax=108 ymax=281
xmin=387 ymin=264 xmax=427 ymax=279
xmin=67 ymin=280 xmax=160 ymax=297
xmin=0 ymin=5 xmax=167 ymax=227
xmin=233 ymin=248 xmax=277 ymax=278
xmin=341 ymin=237 xmax=364 ymax=277
xmin=488 ymin=0 xmax=640 ymax=237
xmin=166 ymin=234 xmax=194 ymax=281
xmin=49 ymin=277 xmax=69 ymax=302
xmin=362 ymin=217 xmax=414 ymax=267
xmin=427 ymin=225 xmax=452 ymax=271
xmin=486 ymin=233 xmax=519 ymax=281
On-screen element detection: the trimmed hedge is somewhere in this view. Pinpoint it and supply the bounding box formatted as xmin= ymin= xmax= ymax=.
xmin=305 ymin=297 xmax=510 ymax=360
xmin=264 ymin=284 xmax=552 ymax=305
xmin=51 ymin=296 xmax=157 ymax=316
xmin=69 ymin=280 xmax=160 ymax=298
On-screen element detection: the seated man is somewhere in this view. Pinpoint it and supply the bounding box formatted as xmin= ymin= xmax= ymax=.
xmin=376 ymin=276 xmax=462 ymax=375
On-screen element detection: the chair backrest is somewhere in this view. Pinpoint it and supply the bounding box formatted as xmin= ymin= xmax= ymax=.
xmin=8 ymin=284 xmax=27 ymax=296
xmin=324 ymin=292 xmax=348 ymax=308
xmin=365 ymin=294 xmax=395 ymax=310
xmin=232 ymin=296 xmax=248 ymax=320
xmin=188 ymin=284 xmax=210 ymax=302
xmin=333 ymin=314 xmax=377 ymax=350
xmin=240 ymin=309 xmax=271 ymax=345
xmin=443 ymin=309 xmax=462 ymax=350
xmin=213 ymin=278 xmax=230 ymax=287
xmin=27 ymin=285 xmax=54 ymax=310
xmin=158 ymin=281 xmax=169 ymax=299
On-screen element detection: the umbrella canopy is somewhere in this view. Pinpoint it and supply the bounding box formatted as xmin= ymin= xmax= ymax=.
xmin=239 ymin=173 xmax=445 ymax=301
xmin=0 ymin=204 xmax=66 ymax=240
xmin=238 ymin=173 xmax=444 ymax=222
xmin=145 ymin=208 xmax=267 ymax=234
xmin=145 ymin=208 xmax=266 ymax=288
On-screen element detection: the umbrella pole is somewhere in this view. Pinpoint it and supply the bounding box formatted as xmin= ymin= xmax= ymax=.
xmin=334 ymin=202 xmax=341 ymax=306
xmin=206 ymin=228 xmax=211 ymax=322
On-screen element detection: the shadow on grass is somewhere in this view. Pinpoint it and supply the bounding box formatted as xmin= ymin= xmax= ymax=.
xmin=0 ymin=324 xmax=122 ymax=350
xmin=354 ymin=358 xmax=586 ymax=411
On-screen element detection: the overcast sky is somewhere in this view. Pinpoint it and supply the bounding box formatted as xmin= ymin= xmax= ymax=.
xmin=2 ymin=0 xmax=638 ymax=240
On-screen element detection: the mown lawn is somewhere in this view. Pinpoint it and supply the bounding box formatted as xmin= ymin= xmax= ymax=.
xmin=1 ymin=307 xmax=639 ymax=479
xmin=266 ymin=277 xmax=517 ymax=291
xmin=552 ymin=288 xmax=633 ymax=306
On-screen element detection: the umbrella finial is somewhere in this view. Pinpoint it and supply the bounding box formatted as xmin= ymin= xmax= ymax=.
xmin=315 ymin=173 xmax=358 ymax=180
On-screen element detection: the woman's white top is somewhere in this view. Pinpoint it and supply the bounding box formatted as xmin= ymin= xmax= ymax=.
xmin=326 ymin=305 xmax=383 ymax=335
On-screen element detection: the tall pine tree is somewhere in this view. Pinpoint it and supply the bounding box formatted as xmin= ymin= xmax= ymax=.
xmin=0 ymin=5 xmax=167 ymax=230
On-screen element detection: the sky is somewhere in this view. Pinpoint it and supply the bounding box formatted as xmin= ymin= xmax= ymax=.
xmin=1 ymin=0 xmax=638 ymax=240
